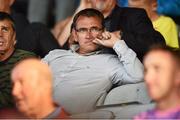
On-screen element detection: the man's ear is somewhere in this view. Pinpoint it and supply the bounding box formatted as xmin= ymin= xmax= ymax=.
xmin=151 ymin=1 xmax=158 ymax=12
xmin=72 ymin=29 xmax=78 ymax=42
xmin=174 ymin=70 xmax=180 ymax=88
xmin=12 ymin=32 xmax=16 ymax=45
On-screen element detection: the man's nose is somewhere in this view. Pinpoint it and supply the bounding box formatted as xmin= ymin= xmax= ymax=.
xmin=12 ymin=82 xmax=21 ymax=97
xmin=85 ymin=30 xmax=93 ymax=38
xmin=144 ymin=71 xmax=155 ymax=85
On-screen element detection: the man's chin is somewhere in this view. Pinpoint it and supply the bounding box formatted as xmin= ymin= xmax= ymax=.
xmin=95 ymin=3 xmax=105 ymax=11
xmin=16 ymin=102 xmax=27 ymax=112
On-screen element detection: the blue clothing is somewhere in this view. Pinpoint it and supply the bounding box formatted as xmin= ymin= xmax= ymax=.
xmin=117 ymin=0 xmax=128 ymax=7
xmin=119 ymin=0 xmax=180 ymax=16
xmin=157 ymin=0 xmax=180 ymax=16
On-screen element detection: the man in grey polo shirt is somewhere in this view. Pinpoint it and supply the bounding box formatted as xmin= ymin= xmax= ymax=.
xmin=42 ymin=8 xmax=144 ymax=114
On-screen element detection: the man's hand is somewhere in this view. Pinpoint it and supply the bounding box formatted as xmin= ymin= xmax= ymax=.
xmin=93 ymin=31 xmax=121 ymax=48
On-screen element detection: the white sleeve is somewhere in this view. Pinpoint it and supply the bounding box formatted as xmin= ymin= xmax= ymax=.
xmin=110 ymin=40 xmax=144 ymax=85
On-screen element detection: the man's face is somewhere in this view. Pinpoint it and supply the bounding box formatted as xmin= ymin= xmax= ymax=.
xmin=90 ymin=0 xmax=115 ymax=12
xmin=0 ymin=19 xmax=16 ymax=54
xmin=144 ymin=51 xmax=177 ymax=102
xmin=74 ymin=16 xmax=103 ymax=54
xmin=11 ymin=69 xmax=41 ymax=116
xmin=128 ymin=0 xmax=146 ymax=8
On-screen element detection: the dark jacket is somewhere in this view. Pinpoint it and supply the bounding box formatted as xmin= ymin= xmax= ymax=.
xmin=11 ymin=11 xmax=60 ymax=58
xmin=105 ymin=6 xmax=165 ymax=61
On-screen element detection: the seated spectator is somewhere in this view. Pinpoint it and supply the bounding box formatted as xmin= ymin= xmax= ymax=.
xmin=43 ymin=8 xmax=144 ymax=114
xmin=0 ymin=12 xmax=36 ymax=108
xmin=0 ymin=0 xmax=60 ymax=58
xmin=54 ymin=0 xmax=165 ymax=61
xmin=11 ymin=58 xmax=68 ymax=119
xmin=0 ymin=0 xmax=29 ymax=41
xmin=128 ymin=0 xmax=179 ymax=48
xmin=134 ymin=45 xmax=180 ymax=119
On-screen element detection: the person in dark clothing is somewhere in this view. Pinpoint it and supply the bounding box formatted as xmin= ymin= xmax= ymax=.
xmin=56 ymin=0 xmax=165 ymax=61
xmin=106 ymin=5 xmax=165 ymax=60
xmin=16 ymin=23 xmax=60 ymax=57
xmin=0 ymin=0 xmax=60 ymax=58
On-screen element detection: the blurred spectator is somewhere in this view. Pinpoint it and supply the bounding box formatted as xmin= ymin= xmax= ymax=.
xmin=28 ymin=0 xmax=79 ymax=25
xmin=0 ymin=12 xmax=36 ymax=108
xmin=55 ymin=0 xmax=165 ymax=61
xmin=128 ymin=0 xmax=179 ymax=48
xmin=11 ymin=58 xmax=68 ymax=118
xmin=134 ymin=45 xmax=180 ymax=119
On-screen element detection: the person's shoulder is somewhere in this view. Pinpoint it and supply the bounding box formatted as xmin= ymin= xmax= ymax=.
xmin=44 ymin=49 xmax=69 ymax=59
xmin=48 ymin=49 xmax=68 ymax=55
xmin=6 ymin=49 xmax=36 ymax=63
xmin=119 ymin=6 xmax=146 ymax=14
xmin=15 ymin=49 xmax=36 ymax=58
xmin=42 ymin=49 xmax=70 ymax=62
xmin=159 ymin=15 xmax=176 ymax=23
xmin=16 ymin=49 xmax=35 ymax=54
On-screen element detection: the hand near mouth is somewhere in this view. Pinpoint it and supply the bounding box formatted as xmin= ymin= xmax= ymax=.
xmin=93 ymin=31 xmax=121 ymax=48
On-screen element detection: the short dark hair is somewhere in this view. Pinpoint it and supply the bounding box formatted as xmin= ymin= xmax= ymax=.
xmin=0 ymin=12 xmax=15 ymax=31
xmin=72 ymin=8 xmax=105 ymax=30
xmin=146 ymin=44 xmax=180 ymax=68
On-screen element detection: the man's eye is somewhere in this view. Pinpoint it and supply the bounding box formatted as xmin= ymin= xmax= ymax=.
xmin=2 ymin=27 xmax=9 ymax=32
xmin=144 ymin=68 xmax=147 ymax=74
xmin=91 ymin=27 xmax=102 ymax=32
xmin=91 ymin=28 xmax=98 ymax=32
xmin=79 ymin=28 xmax=87 ymax=32
xmin=154 ymin=65 xmax=161 ymax=72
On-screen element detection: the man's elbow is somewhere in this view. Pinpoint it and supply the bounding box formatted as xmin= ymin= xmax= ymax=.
xmin=124 ymin=73 xmax=144 ymax=84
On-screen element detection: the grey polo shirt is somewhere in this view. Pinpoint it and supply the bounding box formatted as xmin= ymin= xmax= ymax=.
xmin=42 ymin=40 xmax=143 ymax=114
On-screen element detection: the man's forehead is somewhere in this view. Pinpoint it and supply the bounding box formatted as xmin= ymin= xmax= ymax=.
xmin=12 ymin=68 xmax=37 ymax=84
xmin=144 ymin=51 xmax=174 ymax=66
xmin=77 ymin=16 xmax=101 ymax=21
xmin=76 ymin=16 xmax=102 ymax=26
xmin=11 ymin=67 xmax=22 ymax=82
xmin=0 ymin=19 xmax=13 ymax=28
